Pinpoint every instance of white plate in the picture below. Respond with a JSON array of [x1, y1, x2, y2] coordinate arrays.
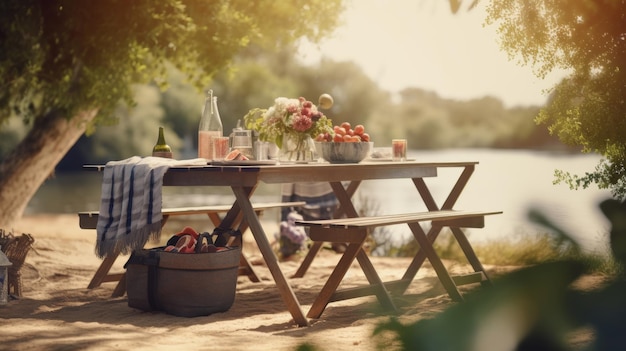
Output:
[[211, 159, 278, 166], [365, 158, 393, 162], [364, 158, 416, 162], [277, 160, 317, 164]]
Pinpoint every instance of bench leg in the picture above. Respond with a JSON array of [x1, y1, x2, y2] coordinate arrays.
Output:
[[238, 255, 261, 282], [87, 251, 128, 298], [88, 253, 119, 289], [408, 222, 463, 301], [87, 202, 281, 295], [451, 227, 491, 287], [292, 241, 323, 278], [307, 226, 396, 318], [88, 215, 173, 294], [394, 225, 440, 295], [207, 212, 223, 228], [355, 250, 397, 312], [307, 242, 362, 319]]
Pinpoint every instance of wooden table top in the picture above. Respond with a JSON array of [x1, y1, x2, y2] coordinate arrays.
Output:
[[85, 160, 478, 186], [164, 160, 477, 186]]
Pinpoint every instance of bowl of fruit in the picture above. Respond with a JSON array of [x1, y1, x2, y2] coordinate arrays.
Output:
[[315, 122, 372, 164]]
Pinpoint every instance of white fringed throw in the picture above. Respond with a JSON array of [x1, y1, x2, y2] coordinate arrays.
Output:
[[95, 156, 207, 258]]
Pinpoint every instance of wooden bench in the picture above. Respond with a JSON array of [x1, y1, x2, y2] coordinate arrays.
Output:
[[296, 209, 502, 319], [80, 201, 305, 297]]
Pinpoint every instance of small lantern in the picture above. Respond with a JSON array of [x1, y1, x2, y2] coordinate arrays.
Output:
[[0, 246, 12, 305]]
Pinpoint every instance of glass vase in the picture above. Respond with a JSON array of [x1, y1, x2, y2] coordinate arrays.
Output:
[[279, 134, 315, 162]]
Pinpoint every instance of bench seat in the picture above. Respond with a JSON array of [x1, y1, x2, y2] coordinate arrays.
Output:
[[79, 201, 306, 230], [80, 201, 305, 297], [296, 210, 502, 229], [295, 209, 502, 319]]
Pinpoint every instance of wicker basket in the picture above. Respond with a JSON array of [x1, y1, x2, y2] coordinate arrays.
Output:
[[0, 230, 35, 297]]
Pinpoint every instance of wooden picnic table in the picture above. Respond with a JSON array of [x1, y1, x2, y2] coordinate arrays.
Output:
[[86, 160, 496, 326]]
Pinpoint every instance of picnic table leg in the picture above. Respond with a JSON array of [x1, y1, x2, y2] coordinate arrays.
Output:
[[231, 185, 309, 327], [441, 165, 474, 210], [413, 165, 474, 212], [232, 215, 261, 283], [331, 180, 361, 218], [111, 275, 127, 297], [292, 180, 361, 278], [219, 185, 257, 231], [207, 211, 261, 283], [329, 181, 360, 218]]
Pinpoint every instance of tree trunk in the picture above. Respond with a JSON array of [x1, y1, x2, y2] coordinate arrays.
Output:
[[0, 109, 98, 229]]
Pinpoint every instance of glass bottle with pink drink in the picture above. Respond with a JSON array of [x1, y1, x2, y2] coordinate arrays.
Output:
[[198, 89, 223, 159]]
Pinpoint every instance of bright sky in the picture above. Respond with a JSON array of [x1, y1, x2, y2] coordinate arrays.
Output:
[[298, 0, 565, 107]]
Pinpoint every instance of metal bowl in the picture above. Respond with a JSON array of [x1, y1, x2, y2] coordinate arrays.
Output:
[[316, 142, 372, 164]]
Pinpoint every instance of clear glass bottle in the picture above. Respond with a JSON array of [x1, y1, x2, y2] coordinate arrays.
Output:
[[198, 90, 223, 159], [152, 126, 173, 158]]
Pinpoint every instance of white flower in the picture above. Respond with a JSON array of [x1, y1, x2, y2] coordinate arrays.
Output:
[[243, 96, 333, 148]]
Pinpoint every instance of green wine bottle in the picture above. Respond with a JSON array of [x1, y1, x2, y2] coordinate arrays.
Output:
[[152, 126, 173, 158]]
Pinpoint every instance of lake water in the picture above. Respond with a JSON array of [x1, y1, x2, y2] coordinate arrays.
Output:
[[27, 149, 613, 254]]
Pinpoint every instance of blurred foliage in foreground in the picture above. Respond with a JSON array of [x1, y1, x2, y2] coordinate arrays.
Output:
[[370, 198, 626, 351]]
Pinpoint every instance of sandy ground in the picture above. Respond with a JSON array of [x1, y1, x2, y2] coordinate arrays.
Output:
[[1, 214, 600, 351]]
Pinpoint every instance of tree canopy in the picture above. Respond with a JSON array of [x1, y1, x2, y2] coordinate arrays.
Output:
[[485, 0, 626, 199], [0, 0, 343, 227], [0, 0, 343, 130]]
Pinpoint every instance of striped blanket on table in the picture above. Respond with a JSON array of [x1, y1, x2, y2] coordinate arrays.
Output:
[[95, 156, 207, 258]]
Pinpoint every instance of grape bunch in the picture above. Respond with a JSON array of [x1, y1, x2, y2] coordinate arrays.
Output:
[[315, 122, 370, 143]]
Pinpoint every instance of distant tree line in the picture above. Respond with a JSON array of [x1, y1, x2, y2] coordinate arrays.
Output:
[[0, 44, 569, 171]]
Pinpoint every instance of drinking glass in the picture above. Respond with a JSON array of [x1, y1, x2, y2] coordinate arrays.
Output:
[[212, 137, 230, 160], [392, 139, 407, 161]]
